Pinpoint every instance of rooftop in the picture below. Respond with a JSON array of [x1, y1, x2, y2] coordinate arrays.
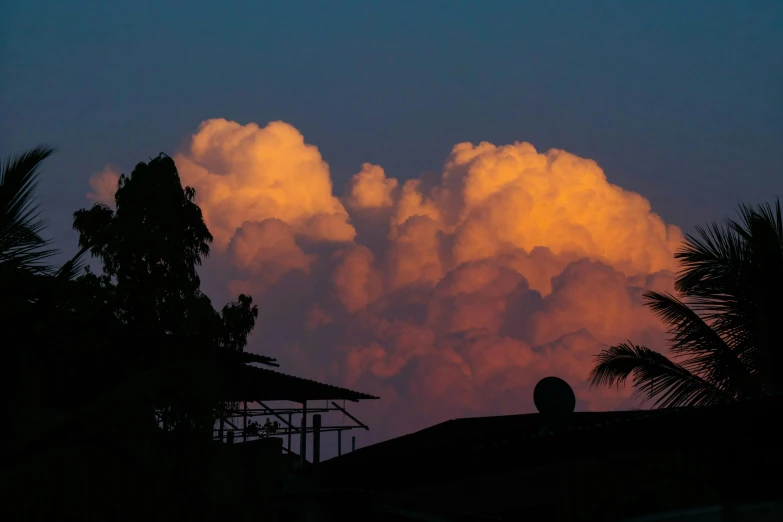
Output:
[[220, 363, 379, 403], [322, 393, 783, 489]]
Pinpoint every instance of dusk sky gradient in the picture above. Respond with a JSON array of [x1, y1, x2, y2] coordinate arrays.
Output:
[[3, 1, 781, 244], [2, 1, 782, 452]]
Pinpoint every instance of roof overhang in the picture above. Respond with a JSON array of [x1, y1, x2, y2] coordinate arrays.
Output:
[[220, 363, 379, 403]]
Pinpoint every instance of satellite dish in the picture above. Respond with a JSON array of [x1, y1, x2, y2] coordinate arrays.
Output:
[[534, 376, 576, 415]]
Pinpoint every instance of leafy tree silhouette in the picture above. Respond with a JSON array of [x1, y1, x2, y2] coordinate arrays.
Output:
[[73, 153, 258, 436], [1, 149, 262, 520], [0, 148, 174, 519], [590, 199, 783, 407]]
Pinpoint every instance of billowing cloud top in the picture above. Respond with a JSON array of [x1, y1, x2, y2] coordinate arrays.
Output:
[[438, 141, 682, 279], [171, 119, 683, 445], [174, 119, 355, 253]]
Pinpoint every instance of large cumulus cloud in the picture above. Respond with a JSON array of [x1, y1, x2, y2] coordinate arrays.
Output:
[[168, 119, 683, 446]]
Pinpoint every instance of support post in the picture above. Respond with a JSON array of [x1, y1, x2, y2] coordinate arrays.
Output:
[[227, 430, 234, 444], [299, 401, 307, 467], [338, 430, 342, 456], [352, 436, 356, 452], [219, 416, 225, 442], [313, 414, 322, 467], [287, 413, 292, 451], [243, 401, 247, 443]]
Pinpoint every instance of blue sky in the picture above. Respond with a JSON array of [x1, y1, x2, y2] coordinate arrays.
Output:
[[2, 0, 782, 254]]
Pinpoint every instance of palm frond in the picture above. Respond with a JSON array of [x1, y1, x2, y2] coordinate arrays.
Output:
[[0, 146, 58, 273], [749, 198, 782, 243], [589, 341, 735, 408], [722, 198, 783, 389], [54, 245, 91, 282], [674, 200, 782, 378], [592, 198, 783, 405], [674, 221, 744, 303], [728, 199, 782, 243], [643, 291, 758, 397]]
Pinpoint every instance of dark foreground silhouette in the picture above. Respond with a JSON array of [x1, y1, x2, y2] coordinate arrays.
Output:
[[2, 149, 263, 520], [2, 147, 781, 521]]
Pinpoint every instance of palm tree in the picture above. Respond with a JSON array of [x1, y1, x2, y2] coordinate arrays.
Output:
[[0, 146, 58, 274], [589, 199, 783, 408], [0, 146, 89, 300], [1, 146, 90, 442]]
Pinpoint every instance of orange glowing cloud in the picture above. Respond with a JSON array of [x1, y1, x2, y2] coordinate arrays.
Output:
[[86, 165, 120, 207], [417, 141, 681, 278], [167, 119, 683, 444], [332, 245, 382, 313], [345, 163, 398, 210], [227, 218, 313, 287], [175, 118, 355, 250]]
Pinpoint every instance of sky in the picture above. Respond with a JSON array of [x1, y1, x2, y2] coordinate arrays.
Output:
[[2, 1, 782, 454]]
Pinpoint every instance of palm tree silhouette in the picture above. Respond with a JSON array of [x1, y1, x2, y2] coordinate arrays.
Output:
[[589, 199, 783, 407], [1, 146, 90, 288], [0, 146, 58, 274]]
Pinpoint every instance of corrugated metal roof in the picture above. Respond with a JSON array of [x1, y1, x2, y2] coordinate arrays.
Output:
[[221, 363, 379, 403]]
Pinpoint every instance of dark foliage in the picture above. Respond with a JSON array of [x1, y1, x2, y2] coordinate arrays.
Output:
[[71, 153, 259, 433], [1, 148, 263, 520], [0, 145, 58, 274], [590, 199, 783, 407]]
